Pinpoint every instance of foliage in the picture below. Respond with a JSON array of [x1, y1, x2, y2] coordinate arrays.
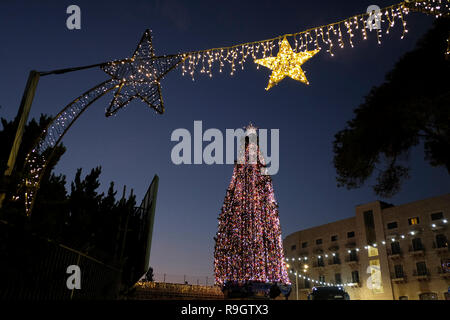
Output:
[[333, 18, 450, 198]]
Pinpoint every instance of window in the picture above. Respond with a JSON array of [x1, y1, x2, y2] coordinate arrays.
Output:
[[351, 271, 359, 283], [391, 241, 401, 255], [408, 217, 420, 225], [349, 249, 357, 261], [419, 292, 438, 300], [436, 234, 448, 248], [363, 210, 376, 244], [317, 256, 324, 267], [431, 212, 444, 221], [416, 262, 428, 276], [332, 253, 340, 265], [331, 235, 338, 242], [412, 238, 423, 251], [301, 242, 308, 248], [304, 278, 310, 289], [335, 273, 342, 284], [319, 275, 325, 283], [394, 265, 404, 278], [387, 222, 398, 230], [316, 239, 322, 245], [347, 231, 355, 238], [291, 245, 297, 251]]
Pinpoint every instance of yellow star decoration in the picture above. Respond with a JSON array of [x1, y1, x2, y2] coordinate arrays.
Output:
[[255, 37, 320, 90]]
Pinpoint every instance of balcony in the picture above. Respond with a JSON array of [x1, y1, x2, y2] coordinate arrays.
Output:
[[387, 249, 402, 260], [391, 273, 407, 284], [345, 256, 359, 268], [312, 262, 325, 270], [409, 245, 425, 257], [437, 267, 450, 279], [346, 282, 361, 288], [413, 270, 431, 281], [432, 242, 449, 255]]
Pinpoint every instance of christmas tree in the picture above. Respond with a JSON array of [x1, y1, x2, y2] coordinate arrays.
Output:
[[214, 125, 290, 287]]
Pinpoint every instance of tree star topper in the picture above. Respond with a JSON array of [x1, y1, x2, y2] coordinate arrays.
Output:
[[255, 37, 320, 90], [102, 30, 184, 116]]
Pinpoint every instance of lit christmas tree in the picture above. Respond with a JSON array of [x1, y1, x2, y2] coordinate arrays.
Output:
[[214, 125, 290, 291]]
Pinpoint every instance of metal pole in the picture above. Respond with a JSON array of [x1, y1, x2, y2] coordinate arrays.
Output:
[[0, 71, 40, 209], [296, 271, 298, 300]]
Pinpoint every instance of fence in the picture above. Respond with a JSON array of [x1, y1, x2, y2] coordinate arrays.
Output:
[[152, 273, 215, 287], [0, 220, 121, 300]]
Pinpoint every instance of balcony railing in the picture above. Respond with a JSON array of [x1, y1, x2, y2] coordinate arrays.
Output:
[[345, 256, 359, 263], [387, 249, 402, 258], [312, 262, 325, 268], [391, 273, 407, 283], [432, 242, 449, 251], [413, 269, 430, 280]]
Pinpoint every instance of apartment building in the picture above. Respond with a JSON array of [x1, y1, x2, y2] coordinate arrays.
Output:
[[283, 193, 450, 300]]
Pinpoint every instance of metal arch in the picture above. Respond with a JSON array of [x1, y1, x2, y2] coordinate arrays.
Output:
[[22, 79, 120, 215]]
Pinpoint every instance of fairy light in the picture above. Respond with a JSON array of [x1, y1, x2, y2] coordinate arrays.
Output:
[[214, 124, 290, 286], [254, 37, 320, 90]]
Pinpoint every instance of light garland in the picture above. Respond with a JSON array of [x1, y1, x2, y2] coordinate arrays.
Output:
[[284, 218, 448, 287], [179, 0, 449, 85], [214, 125, 290, 286], [16, 0, 449, 216], [254, 37, 320, 90]]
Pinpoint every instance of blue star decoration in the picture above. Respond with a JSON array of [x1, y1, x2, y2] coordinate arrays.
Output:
[[102, 30, 184, 117]]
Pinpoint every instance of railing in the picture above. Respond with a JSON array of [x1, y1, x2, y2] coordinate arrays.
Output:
[[0, 221, 121, 300], [329, 258, 341, 265], [312, 262, 325, 268], [152, 273, 215, 287], [391, 272, 405, 279], [432, 242, 449, 250], [387, 249, 402, 256], [345, 256, 358, 263], [413, 269, 430, 277], [409, 245, 425, 252]]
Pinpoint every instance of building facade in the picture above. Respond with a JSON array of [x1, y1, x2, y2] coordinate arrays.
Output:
[[283, 193, 450, 300]]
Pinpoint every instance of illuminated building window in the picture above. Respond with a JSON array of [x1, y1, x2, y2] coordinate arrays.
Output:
[[408, 217, 420, 225]]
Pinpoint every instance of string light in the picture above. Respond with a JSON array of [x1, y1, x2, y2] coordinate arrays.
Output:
[[17, 0, 448, 216], [179, 0, 448, 83], [254, 37, 320, 89], [214, 124, 290, 286]]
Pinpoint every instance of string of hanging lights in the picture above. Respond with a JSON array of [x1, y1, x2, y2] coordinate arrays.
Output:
[[284, 218, 448, 287], [16, 0, 449, 216]]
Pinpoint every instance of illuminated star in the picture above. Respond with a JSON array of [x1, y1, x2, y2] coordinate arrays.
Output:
[[102, 30, 184, 116], [255, 37, 320, 90]]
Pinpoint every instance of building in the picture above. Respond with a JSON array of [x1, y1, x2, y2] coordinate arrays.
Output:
[[283, 193, 450, 300]]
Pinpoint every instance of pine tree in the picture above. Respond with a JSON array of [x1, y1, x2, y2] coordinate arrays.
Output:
[[214, 125, 290, 286]]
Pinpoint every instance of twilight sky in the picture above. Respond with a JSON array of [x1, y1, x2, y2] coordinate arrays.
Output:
[[1, 0, 449, 281]]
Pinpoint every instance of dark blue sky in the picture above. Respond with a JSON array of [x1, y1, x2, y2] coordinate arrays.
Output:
[[1, 0, 449, 280]]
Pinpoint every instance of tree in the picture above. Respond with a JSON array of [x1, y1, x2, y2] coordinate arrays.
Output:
[[214, 125, 290, 286], [333, 18, 450, 198]]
